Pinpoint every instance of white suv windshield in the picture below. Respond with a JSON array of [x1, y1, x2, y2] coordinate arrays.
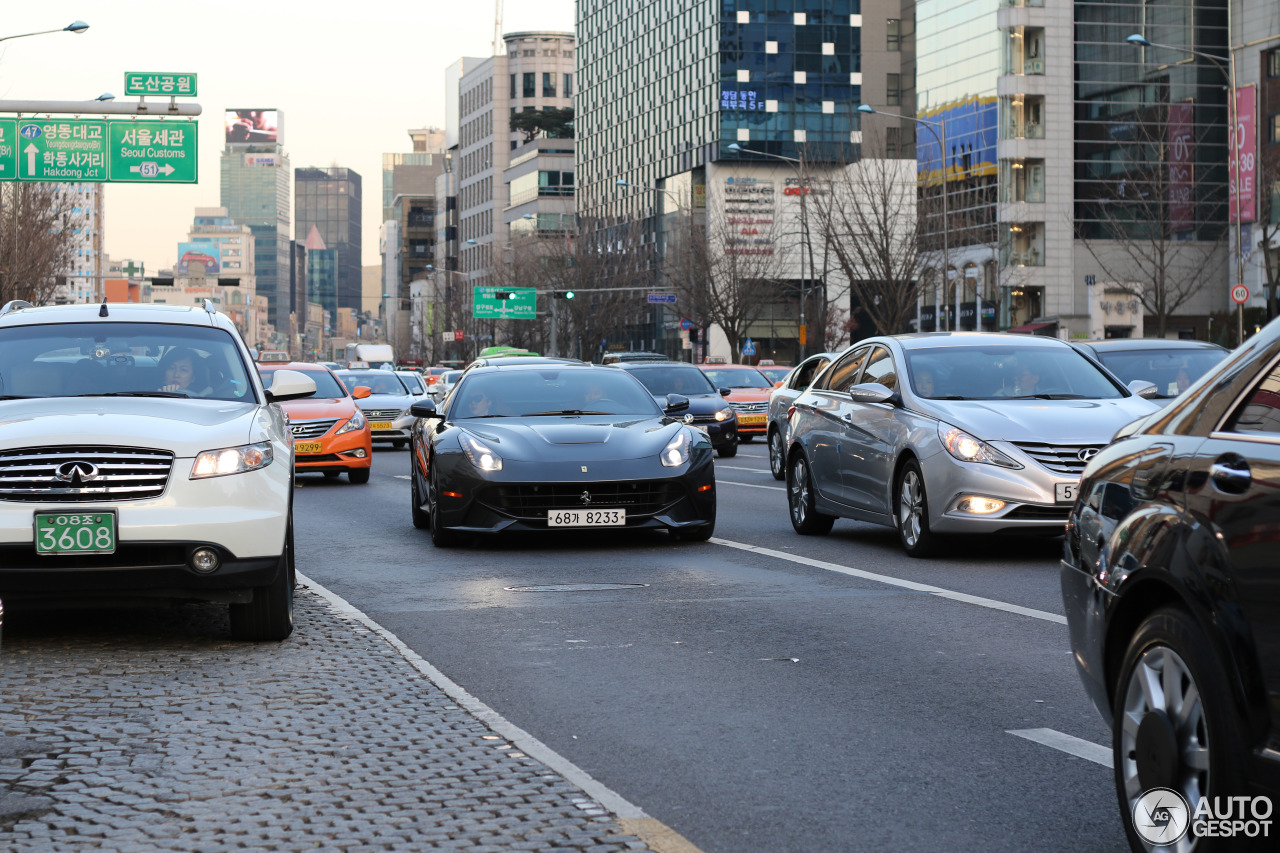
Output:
[[0, 323, 255, 402]]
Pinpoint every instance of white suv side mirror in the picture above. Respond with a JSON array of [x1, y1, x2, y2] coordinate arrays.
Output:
[[266, 369, 317, 403]]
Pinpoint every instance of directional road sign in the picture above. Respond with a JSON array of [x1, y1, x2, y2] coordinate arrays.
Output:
[[647, 293, 677, 304], [1231, 284, 1250, 305], [108, 121, 197, 183], [124, 72, 197, 97], [3, 118, 197, 183], [474, 286, 536, 320], [742, 338, 757, 356], [679, 317, 696, 330]]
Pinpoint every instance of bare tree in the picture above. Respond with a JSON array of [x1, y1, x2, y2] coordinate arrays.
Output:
[[1074, 101, 1226, 337], [0, 183, 85, 305], [808, 133, 922, 337]]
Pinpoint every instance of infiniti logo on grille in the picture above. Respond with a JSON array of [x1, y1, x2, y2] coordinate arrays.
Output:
[[1078, 447, 1100, 462], [580, 491, 593, 505], [54, 461, 100, 483]]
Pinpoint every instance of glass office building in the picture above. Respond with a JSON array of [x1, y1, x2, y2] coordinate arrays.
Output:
[[220, 148, 291, 334], [295, 166, 363, 319]]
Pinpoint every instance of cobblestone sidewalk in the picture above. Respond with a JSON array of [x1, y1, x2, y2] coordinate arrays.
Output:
[[0, 585, 656, 852]]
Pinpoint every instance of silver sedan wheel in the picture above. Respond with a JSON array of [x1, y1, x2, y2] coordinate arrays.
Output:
[[1118, 645, 1207, 853], [898, 468, 925, 548], [768, 429, 785, 479], [789, 456, 810, 527]]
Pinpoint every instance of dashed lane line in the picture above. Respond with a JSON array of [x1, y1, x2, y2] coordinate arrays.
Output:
[[709, 538, 1068, 625], [718, 480, 785, 492], [716, 465, 773, 474], [1007, 728, 1111, 767], [299, 573, 705, 853]]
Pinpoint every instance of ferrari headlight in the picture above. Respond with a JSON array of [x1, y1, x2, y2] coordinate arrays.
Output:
[[661, 429, 692, 467], [461, 433, 503, 472], [191, 441, 274, 479], [714, 407, 734, 422], [334, 409, 367, 435], [938, 423, 1022, 469]]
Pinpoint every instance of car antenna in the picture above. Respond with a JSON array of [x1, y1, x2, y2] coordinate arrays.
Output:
[[99, 297, 109, 317]]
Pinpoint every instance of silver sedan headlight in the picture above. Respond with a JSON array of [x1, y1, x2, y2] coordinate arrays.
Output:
[[937, 423, 1022, 469]]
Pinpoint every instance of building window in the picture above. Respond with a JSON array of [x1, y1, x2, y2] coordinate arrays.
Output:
[[523, 73, 536, 98], [1270, 113, 1280, 144], [510, 74, 516, 99], [543, 72, 556, 97], [887, 19, 901, 51], [886, 73, 901, 106], [886, 126, 900, 158], [1268, 49, 1280, 78], [563, 73, 573, 98]]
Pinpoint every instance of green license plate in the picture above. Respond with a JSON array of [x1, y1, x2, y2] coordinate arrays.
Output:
[[34, 511, 117, 555]]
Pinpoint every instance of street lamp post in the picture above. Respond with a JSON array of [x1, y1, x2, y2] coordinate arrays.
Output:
[[858, 105, 951, 334], [1126, 33, 1244, 344], [725, 143, 818, 359], [0, 20, 88, 44]]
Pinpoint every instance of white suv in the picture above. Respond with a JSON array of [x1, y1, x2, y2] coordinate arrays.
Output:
[[0, 300, 316, 640]]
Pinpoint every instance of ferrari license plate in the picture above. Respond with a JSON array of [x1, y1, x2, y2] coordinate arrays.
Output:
[[547, 509, 626, 527], [34, 511, 117, 555], [1055, 482, 1080, 504], [294, 440, 323, 454], [737, 414, 766, 426], [369, 422, 393, 430]]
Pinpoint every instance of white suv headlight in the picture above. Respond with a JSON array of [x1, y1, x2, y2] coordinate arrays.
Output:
[[937, 423, 1022, 469], [335, 409, 367, 435], [191, 441, 274, 479]]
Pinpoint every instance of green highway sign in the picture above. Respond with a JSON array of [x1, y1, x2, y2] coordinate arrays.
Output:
[[473, 286, 537, 320], [124, 72, 197, 97], [3, 119, 197, 183], [16, 119, 108, 181], [0, 119, 16, 181], [108, 121, 198, 182]]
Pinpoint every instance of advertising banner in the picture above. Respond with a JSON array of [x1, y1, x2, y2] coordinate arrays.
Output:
[[176, 243, 221, 275], [1168, 102, 1194, 232], [1229, 85, 1256, 223], [225, 109, 281, 145]]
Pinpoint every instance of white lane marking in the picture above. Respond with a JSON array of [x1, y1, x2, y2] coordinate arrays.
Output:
[[717, 465, 772, 474], [718, 480, 785, 492], [1007, 728, 1111, 767], [393, 475, 411, 480], [299, 573, 648, 820], [710, 538, 1068, 624]]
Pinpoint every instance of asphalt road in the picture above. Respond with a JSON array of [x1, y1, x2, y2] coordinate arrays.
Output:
[[293, 442, 1129, 853]]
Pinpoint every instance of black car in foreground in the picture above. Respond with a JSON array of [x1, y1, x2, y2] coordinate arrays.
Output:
[[608, 361, 739, 457], [408, 362, 716, 545], [1062, 319, 1280, 851], [1073, 338, 1230, 400]]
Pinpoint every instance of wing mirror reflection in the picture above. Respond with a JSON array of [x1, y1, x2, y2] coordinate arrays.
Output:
[[352, 385, 372, 399]]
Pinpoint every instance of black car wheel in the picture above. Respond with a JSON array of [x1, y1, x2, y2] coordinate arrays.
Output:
[[787, 452, 834, 535], [348, 468, 370, 484], [410, 466, 430, 530], [768, 428, 785, 480], [740, 434, 754, 443], [392, 440, 407, 449], [717, 442, 738, 458], [230, 515, 295, 642], [895, 460, 937, 557], [428, 472, 458, 547], [1114, 607, 1247, 853]]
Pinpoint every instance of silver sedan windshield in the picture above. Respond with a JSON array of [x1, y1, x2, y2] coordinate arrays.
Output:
[[905, 346, 1123, 400]]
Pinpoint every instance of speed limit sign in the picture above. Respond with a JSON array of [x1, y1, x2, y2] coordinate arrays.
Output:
[[1231, 284, 1250, 304]]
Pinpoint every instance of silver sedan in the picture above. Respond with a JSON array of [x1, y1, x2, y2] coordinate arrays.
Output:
[[336, 369, 418, 448], [784, 333, 1161, 556]]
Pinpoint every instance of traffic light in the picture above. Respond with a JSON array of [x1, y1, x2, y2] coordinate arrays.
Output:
[[553, 290, 576, 300], [493, 291, 514, 300]]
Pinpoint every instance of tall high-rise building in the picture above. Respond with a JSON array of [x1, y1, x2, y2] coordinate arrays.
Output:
[[382, 127, 447, 356], [304, 225, 337, 326], [295, 166, 362, 322], [56, 183, 105, 304], [220, 109, 290, 336]]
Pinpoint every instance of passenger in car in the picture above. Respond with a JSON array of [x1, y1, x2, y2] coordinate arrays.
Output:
[[158, 348, 213, 396]]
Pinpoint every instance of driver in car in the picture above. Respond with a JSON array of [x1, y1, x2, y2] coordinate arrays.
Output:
[[158, 348, 213, 396]]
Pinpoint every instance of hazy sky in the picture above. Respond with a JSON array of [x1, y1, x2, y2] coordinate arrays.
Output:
[[2, 1, 576, 272]]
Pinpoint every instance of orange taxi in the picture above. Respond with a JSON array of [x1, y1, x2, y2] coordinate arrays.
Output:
[[257, 362, 374, 483], [698, 363, 776, 441]]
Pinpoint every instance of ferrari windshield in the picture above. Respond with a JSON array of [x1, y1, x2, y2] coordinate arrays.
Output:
[[904, 346, 1124, 400], [0, 322, 255, 402], [451, 369, 662, 418]]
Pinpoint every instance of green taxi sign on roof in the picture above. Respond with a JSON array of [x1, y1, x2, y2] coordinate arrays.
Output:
[[124, 72, 197, 97]]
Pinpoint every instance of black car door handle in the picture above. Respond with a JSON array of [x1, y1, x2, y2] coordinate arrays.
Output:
[[1210, 460, 1251, 494]]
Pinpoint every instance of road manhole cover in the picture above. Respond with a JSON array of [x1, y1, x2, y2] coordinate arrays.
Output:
[[504, 583, 650, 592]]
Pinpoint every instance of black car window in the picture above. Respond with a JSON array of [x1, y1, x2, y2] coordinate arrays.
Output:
[[452, 369, 660, 418], [1225, 363, 1280, 435], [1096, 348, 1228, 398], [860, 347, 898, 392], [630, 366, 716, 396], [819, 347, 870, 392]]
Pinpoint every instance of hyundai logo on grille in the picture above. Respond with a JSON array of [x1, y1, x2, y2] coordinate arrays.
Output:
[[291, 425, 306, 435], [580, 491, 593, 505], [1078, 447, 1100, 462], [54, 461, 100, 483]]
